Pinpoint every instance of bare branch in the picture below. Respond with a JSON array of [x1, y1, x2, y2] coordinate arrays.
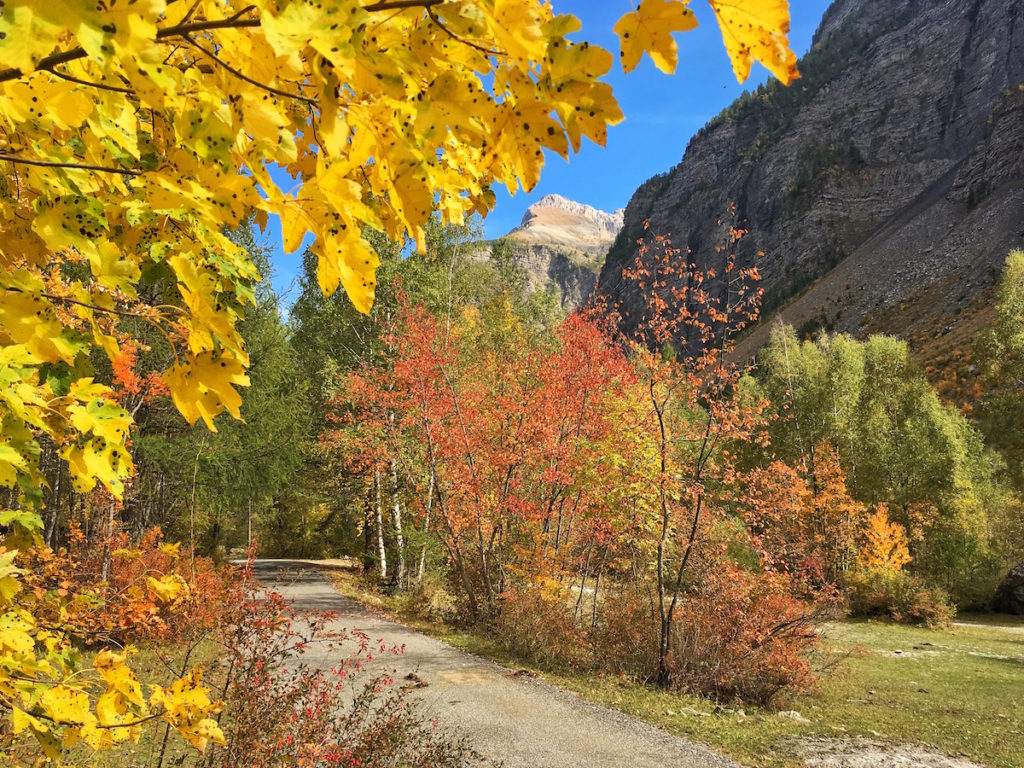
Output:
[[0, 153, 141, 176]]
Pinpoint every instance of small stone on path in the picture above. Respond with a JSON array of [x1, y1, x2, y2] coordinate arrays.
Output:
[[778, 710, 811, 724]]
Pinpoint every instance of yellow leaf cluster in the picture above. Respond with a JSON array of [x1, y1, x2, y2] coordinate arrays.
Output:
[[857, 504, 912, 573], [614, 0, 799, 85], [146, 573, 189, 603], [0, 607, 224, 760]]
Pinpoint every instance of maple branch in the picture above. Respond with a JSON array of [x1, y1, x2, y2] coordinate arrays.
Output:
[[3, 286, 184, 320], [426, 7, 504, 57], [0, 14, 260, 82], [365, 0, 444, 9], [183, 34, 317, 106], [45, 67, 133, 94], [0, 154, 141, 176], [0, 1, 445, 83], [0, 695, 167, 731], [178, 0, 204, 26]]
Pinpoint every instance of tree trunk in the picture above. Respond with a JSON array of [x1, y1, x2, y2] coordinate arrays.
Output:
[[418, 468, 434, 582], [44, 462, 61, 548], [374, 467, 387, 582], [389, 459, 406, 587], [100, 499, 115, 583], [362, 487, 374, 573]]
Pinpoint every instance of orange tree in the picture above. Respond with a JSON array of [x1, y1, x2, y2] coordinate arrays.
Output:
[[0, 0, 799, 760], [614, 218, 770, 687], [345, 301, 635, 619]]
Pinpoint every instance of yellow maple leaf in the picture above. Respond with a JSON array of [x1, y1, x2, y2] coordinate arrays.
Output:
[[11, 706, 44, 735], [163, 351, 250, 431], [146, 574, 188, 604], [158, 541, 181, 559], [708, 0, 800, 84], [0, 548, 23, 607], [94, 650, 146, 708], [39, 684, 93, 725], [614, 0, 699, 74], [0, 609, 38, 656], [315, 234, 380, 315], [150, 668, 225, 752], [0, 445, 28, 488]]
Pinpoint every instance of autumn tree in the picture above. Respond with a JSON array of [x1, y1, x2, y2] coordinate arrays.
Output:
[[979, 251, 1024, 480], [857, 504, 912, 573], [613, 218, 773, 686], [752, 323, 1002, 603]]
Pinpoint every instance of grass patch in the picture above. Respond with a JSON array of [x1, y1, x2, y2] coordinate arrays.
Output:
[[330, 573, 1024, 768]]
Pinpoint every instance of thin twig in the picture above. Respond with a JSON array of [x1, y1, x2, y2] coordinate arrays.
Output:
[[0, 153, 140, 176], [45, 66, 133, 94], [184, 34, 316, 106], [426, 7, 504, 57], [3, 285, 184, 319]]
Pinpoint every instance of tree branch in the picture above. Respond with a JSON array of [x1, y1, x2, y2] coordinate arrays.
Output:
[[426, 7, 504, 57], [0, 1, 445, 83], [45, 67, 133, 94], [0, 154, 140, 176]]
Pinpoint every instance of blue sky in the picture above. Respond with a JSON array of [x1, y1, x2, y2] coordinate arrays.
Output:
[[266, 1, 833, 302]]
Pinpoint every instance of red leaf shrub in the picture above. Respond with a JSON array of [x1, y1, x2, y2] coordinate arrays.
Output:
[[666, 564, 836, 705], [209, 568, 481, 768]]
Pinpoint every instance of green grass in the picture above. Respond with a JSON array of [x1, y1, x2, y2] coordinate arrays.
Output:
[[539, 619, 1024, 768], [331, 574, 1024, 768]]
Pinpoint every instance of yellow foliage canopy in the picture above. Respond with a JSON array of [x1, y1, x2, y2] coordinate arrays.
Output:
[[0, 0, 798, 499]]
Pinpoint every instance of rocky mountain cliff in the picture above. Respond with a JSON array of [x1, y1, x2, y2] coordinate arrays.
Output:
[[483, 195, 623, 310], [597, 0, 1024, 359]]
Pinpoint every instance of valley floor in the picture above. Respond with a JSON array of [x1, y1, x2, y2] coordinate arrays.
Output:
[[328, 571, 1024, 768]]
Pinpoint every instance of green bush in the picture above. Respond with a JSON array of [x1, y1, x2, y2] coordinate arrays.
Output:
[[845, 568, 955, 627]]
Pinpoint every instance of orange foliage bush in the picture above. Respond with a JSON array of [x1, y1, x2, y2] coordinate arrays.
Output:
[[667, 564, 836, 705], [592, 566, 836, 705], [492, 587, 592, 670], [844, 568, 953, 627], [21, 523, 233, 646]]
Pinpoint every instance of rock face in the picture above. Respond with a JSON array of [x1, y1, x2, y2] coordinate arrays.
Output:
[[485, 195, 624, 310], [597, 0, 1024, 354], [993, 561, 1024, 614]]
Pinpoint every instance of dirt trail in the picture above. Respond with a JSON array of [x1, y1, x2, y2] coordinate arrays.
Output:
[[252, 560, 736, 768]]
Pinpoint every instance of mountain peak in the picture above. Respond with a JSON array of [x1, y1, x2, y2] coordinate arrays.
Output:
[[509, 194, 624, 250]]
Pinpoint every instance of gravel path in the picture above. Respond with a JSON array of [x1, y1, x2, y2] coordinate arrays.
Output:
[[251, 560, 737, 768]]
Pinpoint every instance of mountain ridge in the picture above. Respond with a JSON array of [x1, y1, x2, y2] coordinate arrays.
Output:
[[596, 0, 1024, 362], [477, 194, 623, 310]]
